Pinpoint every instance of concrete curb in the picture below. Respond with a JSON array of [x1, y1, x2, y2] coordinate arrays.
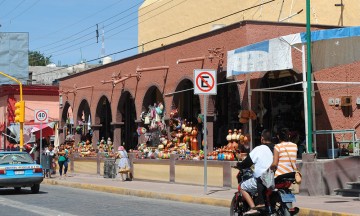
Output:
[[43, 179, 359, 216]]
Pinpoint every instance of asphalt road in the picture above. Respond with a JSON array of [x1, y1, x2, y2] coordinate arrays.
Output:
[[0, 184, 229, 216]]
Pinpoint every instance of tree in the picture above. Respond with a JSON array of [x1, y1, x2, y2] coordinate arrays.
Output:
[[29, 51, 52, 66]]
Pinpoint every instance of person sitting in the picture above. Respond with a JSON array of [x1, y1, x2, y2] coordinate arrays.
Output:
[[271, 128, 298, 183], [236, 131, 273, 215]]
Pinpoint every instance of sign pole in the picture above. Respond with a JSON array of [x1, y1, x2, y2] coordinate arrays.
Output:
[[194, 69, 216, 195], [203, 95, 207, 194], [40, 122, 42, 164], [34, 109, 49, 165]]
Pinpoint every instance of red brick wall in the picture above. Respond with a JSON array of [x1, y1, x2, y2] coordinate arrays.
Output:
[[59, 21, 360, 154]]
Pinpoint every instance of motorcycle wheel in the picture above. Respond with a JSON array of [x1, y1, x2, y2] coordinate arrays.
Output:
[[230, 195, 239, 216], [271, 194, 293, 216], [230, 193, 248, 216]]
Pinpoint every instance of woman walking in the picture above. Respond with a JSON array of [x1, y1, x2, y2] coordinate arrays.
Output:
[[117, 146, 131, 181], [57, 144, 69, 179]]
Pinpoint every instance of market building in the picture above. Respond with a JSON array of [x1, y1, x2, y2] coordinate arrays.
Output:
[[58, 20, 360, 159]]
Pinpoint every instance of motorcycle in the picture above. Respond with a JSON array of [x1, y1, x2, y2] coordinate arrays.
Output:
[[230, 166, 299, 216]]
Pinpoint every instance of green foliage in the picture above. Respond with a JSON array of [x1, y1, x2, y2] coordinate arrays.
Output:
[[29, 51, 52, 66]]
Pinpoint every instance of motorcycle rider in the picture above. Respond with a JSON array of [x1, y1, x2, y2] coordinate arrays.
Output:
[[236, 129, 273, 215]]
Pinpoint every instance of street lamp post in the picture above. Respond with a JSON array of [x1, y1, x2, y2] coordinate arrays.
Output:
[[0, 71, 24, 152]]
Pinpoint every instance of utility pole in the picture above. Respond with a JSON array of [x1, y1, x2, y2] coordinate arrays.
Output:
[[306, 0, 313, 153]]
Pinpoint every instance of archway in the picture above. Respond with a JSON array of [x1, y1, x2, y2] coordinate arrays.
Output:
[[77, 99, 91, 141], [213, 76, 242, 148], [61, 102, 74, 139], [258, 70, 305, 146], [95, 96, 113, 142], [117, 91, 137, 150], [141, 86, 165, 147], [142, 86, 164, 111], [172, 79, 201, 124]]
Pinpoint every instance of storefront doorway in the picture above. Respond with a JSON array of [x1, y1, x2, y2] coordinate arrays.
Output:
[[213, 76, 242, 148], [61, 102, 75, 141], [142, 86, 165, 147], [257, 70, 305, 146], [96, 96, 113, 142], [172, 79, 201, 124], [118, 91, 137, 150], [77, 99, 91, 140]]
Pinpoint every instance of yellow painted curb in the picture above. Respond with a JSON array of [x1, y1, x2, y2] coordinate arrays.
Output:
[[298, 208, 360, 216], [43, 179, 359, 216], [43, 179, 230, 207]]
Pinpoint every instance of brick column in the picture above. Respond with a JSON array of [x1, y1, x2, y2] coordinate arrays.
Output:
[[91, 125, 102, 148], [111, 122, 123, 151]]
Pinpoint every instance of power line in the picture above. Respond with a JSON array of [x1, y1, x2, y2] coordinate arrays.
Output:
[[33, 1, 146, 51], [1, 0, 26, 20], [9, 0, 40, 22], [107, 0, 187, 39], [30, 0, 275, 77], [32, 0, 127, 42], [40, 0, 177, 60]]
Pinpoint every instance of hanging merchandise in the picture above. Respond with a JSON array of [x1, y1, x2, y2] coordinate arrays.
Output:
[[138, 102, 167, 149]]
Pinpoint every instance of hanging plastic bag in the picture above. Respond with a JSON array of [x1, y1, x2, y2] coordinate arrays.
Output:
[[260, 168, 275, 189]]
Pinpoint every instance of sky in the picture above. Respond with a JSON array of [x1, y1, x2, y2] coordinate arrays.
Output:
[[0, 0, 144, 66]]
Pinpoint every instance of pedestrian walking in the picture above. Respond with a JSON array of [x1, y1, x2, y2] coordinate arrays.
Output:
[[57, 144, 69, 179], [117, 146, 131, 181]]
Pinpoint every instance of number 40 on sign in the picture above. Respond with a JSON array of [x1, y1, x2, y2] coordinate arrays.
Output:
[[34, 109, 49, 123]]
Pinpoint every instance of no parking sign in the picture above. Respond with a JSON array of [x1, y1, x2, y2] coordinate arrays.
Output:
[[194, 69, 217, 95]]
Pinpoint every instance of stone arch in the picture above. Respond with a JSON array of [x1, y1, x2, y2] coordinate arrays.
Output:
[[142, 85, 164, 112], [60, 101, 75, 141], [172, 78, 201, 124], [117, 91, 137, 149], [76, 99, 91, 140], [95, 95, 113, 142], [61, 101, 73, 126]]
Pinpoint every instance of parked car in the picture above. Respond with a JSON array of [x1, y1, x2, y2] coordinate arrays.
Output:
[[0, 151, 43, 193]]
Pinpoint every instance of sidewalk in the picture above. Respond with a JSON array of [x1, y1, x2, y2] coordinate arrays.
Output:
[[43, 173, 359, 216]]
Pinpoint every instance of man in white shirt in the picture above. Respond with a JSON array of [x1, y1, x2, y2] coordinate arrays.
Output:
[[236, 129, 273, 215]]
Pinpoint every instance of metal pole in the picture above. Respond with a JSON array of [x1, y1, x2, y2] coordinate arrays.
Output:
[[331, 131, 334, 159], [306, 0, 313, 153], [301, 45, 309, 153], [203, 95, 208, 194], [40, 122, 43, 164], [247, 74, 253, 150]]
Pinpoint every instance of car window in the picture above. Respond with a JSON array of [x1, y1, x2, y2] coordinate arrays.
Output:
[[0, 153, 34, 165]]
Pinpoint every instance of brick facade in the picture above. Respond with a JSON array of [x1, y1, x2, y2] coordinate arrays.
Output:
[[59, 21, 360, 157]]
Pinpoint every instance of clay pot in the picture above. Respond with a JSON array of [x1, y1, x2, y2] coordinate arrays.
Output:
[[191, 136, 199, 151]]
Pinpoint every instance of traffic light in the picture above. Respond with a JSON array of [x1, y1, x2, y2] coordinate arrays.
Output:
[[14, 100, 25, 123]]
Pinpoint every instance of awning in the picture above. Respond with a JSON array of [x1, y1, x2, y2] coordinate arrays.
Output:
[[7, 122, 56, 143], [227, 26, 360, 77]]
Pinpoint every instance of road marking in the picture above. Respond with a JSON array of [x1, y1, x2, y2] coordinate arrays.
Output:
[[0, 197, 77, 216]]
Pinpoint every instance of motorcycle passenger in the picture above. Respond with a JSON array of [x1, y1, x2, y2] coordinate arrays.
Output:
[[236, 130, 273, 215], [271, 128, 298, 183]]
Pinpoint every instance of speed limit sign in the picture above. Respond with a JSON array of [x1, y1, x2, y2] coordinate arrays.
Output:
[[34, 109, 49, 123]]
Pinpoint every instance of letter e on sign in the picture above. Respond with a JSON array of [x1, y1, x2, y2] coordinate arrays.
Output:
[[34, 109, 49, 123]]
